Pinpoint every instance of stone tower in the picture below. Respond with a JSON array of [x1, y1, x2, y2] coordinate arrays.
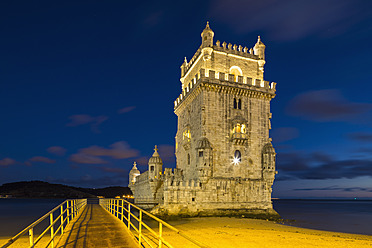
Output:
[[130, 23, 278, 218], [171, 23, 277, 215]]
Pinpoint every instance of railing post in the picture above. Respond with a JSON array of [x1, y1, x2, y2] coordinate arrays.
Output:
[[74, 200, 77, 217], [60, 204, 64, 235], [139, 210, 142, 246], [66, 201, 70, 223], [50, 213, 54, 248], [120, 200, 124, 222], [72, 200, 74, 219], [127, 204, 131, 230], [116, 199, 119, 217], [115, 199, 117, 217], [29, 228, 34, 247], [159, 222, 162, 248]]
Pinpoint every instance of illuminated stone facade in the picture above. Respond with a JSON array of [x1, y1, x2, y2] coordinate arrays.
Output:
[[129, 23, 278, 218]]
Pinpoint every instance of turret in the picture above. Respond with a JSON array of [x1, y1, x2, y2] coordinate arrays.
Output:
[[253, 36, 266, 60], [128, 162, 140, 187], [180, 57, 187, 78], [148, 145, 163, 181], [201, 21, 214, 48], [196, 137, 213, 183], [262, 142, 276, 182]]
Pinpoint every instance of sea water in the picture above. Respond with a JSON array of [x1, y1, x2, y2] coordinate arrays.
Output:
[[0, 199, 371, 237], [273, 199, 372, 235], [0, 198, 64, 237]]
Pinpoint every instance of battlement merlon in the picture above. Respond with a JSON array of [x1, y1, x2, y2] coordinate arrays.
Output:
[[180, 43, 264, 88], [174, 68, 276, 110]]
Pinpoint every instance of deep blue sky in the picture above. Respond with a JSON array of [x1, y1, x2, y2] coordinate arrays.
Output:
[[1, 0, 372, 199]]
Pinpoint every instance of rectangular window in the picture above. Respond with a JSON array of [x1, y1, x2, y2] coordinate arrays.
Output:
[[199, 151, 204, 157]]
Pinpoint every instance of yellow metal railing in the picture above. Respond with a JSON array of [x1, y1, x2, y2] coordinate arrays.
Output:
[[99, 198, 209, 248], [1, 199, 87, 248]]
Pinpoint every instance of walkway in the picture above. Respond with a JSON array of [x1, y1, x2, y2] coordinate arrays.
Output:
[[57, 204, 137, 248]]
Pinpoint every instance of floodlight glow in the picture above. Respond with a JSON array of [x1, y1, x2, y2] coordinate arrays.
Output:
[[232, 157, 241, 165]]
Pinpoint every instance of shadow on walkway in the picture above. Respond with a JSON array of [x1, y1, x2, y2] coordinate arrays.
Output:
[[57, 204, 137, 248]]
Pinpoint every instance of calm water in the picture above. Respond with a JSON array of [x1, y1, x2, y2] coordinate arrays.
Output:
[[273, 199, 372, 235], [0, 199, 371, 237], [0, 198, 64, 237]]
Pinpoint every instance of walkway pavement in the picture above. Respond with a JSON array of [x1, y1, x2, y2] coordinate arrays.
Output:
[[57, 204, 137, 248]]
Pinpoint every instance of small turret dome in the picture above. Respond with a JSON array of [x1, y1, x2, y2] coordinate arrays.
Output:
[[263, 142, 275, 154], [253, 36, 266, 60], [197, 137, 212, 149], [130, 161, 140, 174], [149, 145, 163, 164], [255, 36, 265, 47], [201, 21, 214, 48]]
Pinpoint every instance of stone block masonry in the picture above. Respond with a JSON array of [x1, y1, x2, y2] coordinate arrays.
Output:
[[129, 23, 278, 219]]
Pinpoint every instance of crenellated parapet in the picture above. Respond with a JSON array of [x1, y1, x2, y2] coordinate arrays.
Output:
[[163, 168, 202, 189], [181, 45, 202, 78], [213, 40, 259, 60], [175, 68, 276, 109], [135, 171, 149, 183]]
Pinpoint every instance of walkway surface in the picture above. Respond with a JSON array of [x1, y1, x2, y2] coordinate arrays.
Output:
[[57, 204, 137, 248]]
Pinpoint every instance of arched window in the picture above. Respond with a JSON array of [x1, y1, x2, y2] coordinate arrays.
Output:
[[233, 123, 246, 134], [233, 98, 237, 109], [233, 150, 241, 165], [187, 154, 190, 165], [183, 129, 191, 141], [238, 99, 242, 109], [229, 66, 243, 82]]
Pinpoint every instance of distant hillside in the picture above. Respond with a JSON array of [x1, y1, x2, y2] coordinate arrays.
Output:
[[0, 181, 132, 199]]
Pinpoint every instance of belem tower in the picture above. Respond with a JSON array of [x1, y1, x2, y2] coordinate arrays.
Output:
[[129, 23, 278, 218]]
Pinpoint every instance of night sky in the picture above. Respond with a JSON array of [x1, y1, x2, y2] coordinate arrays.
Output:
[[1, 0, 372, 199]]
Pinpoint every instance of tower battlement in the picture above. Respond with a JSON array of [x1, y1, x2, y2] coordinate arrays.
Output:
[[175, 68, 276, 109], [182, 40, 261, 79]]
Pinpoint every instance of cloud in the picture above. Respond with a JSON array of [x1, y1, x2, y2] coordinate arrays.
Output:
[[277, 151, 372, 180], [208, 0, 371, 41], [69, 141, 139, 165], [118, 106, 136, 114], [348, 132, 372, 142], [271, 127, 299, 143], [47, 146, 67, 156], [135, 156, 150, 166], [28, 156, 56, 164], [80, 141, 139, 159], [286, 89, 372, 122], [143, 11, 164, 28], [96, 166, 127, 175], [0, 158, 16, 167], [69, 153, 108, 164], [66, 114, 108, 133], [294, 186, 372, 192], [158, 144, 175, 163]]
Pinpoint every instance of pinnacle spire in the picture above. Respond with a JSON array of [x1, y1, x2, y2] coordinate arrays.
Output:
[[153, 145, 159, 157], [255, 35, 265, 46], [204, 21, 212, 31]]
